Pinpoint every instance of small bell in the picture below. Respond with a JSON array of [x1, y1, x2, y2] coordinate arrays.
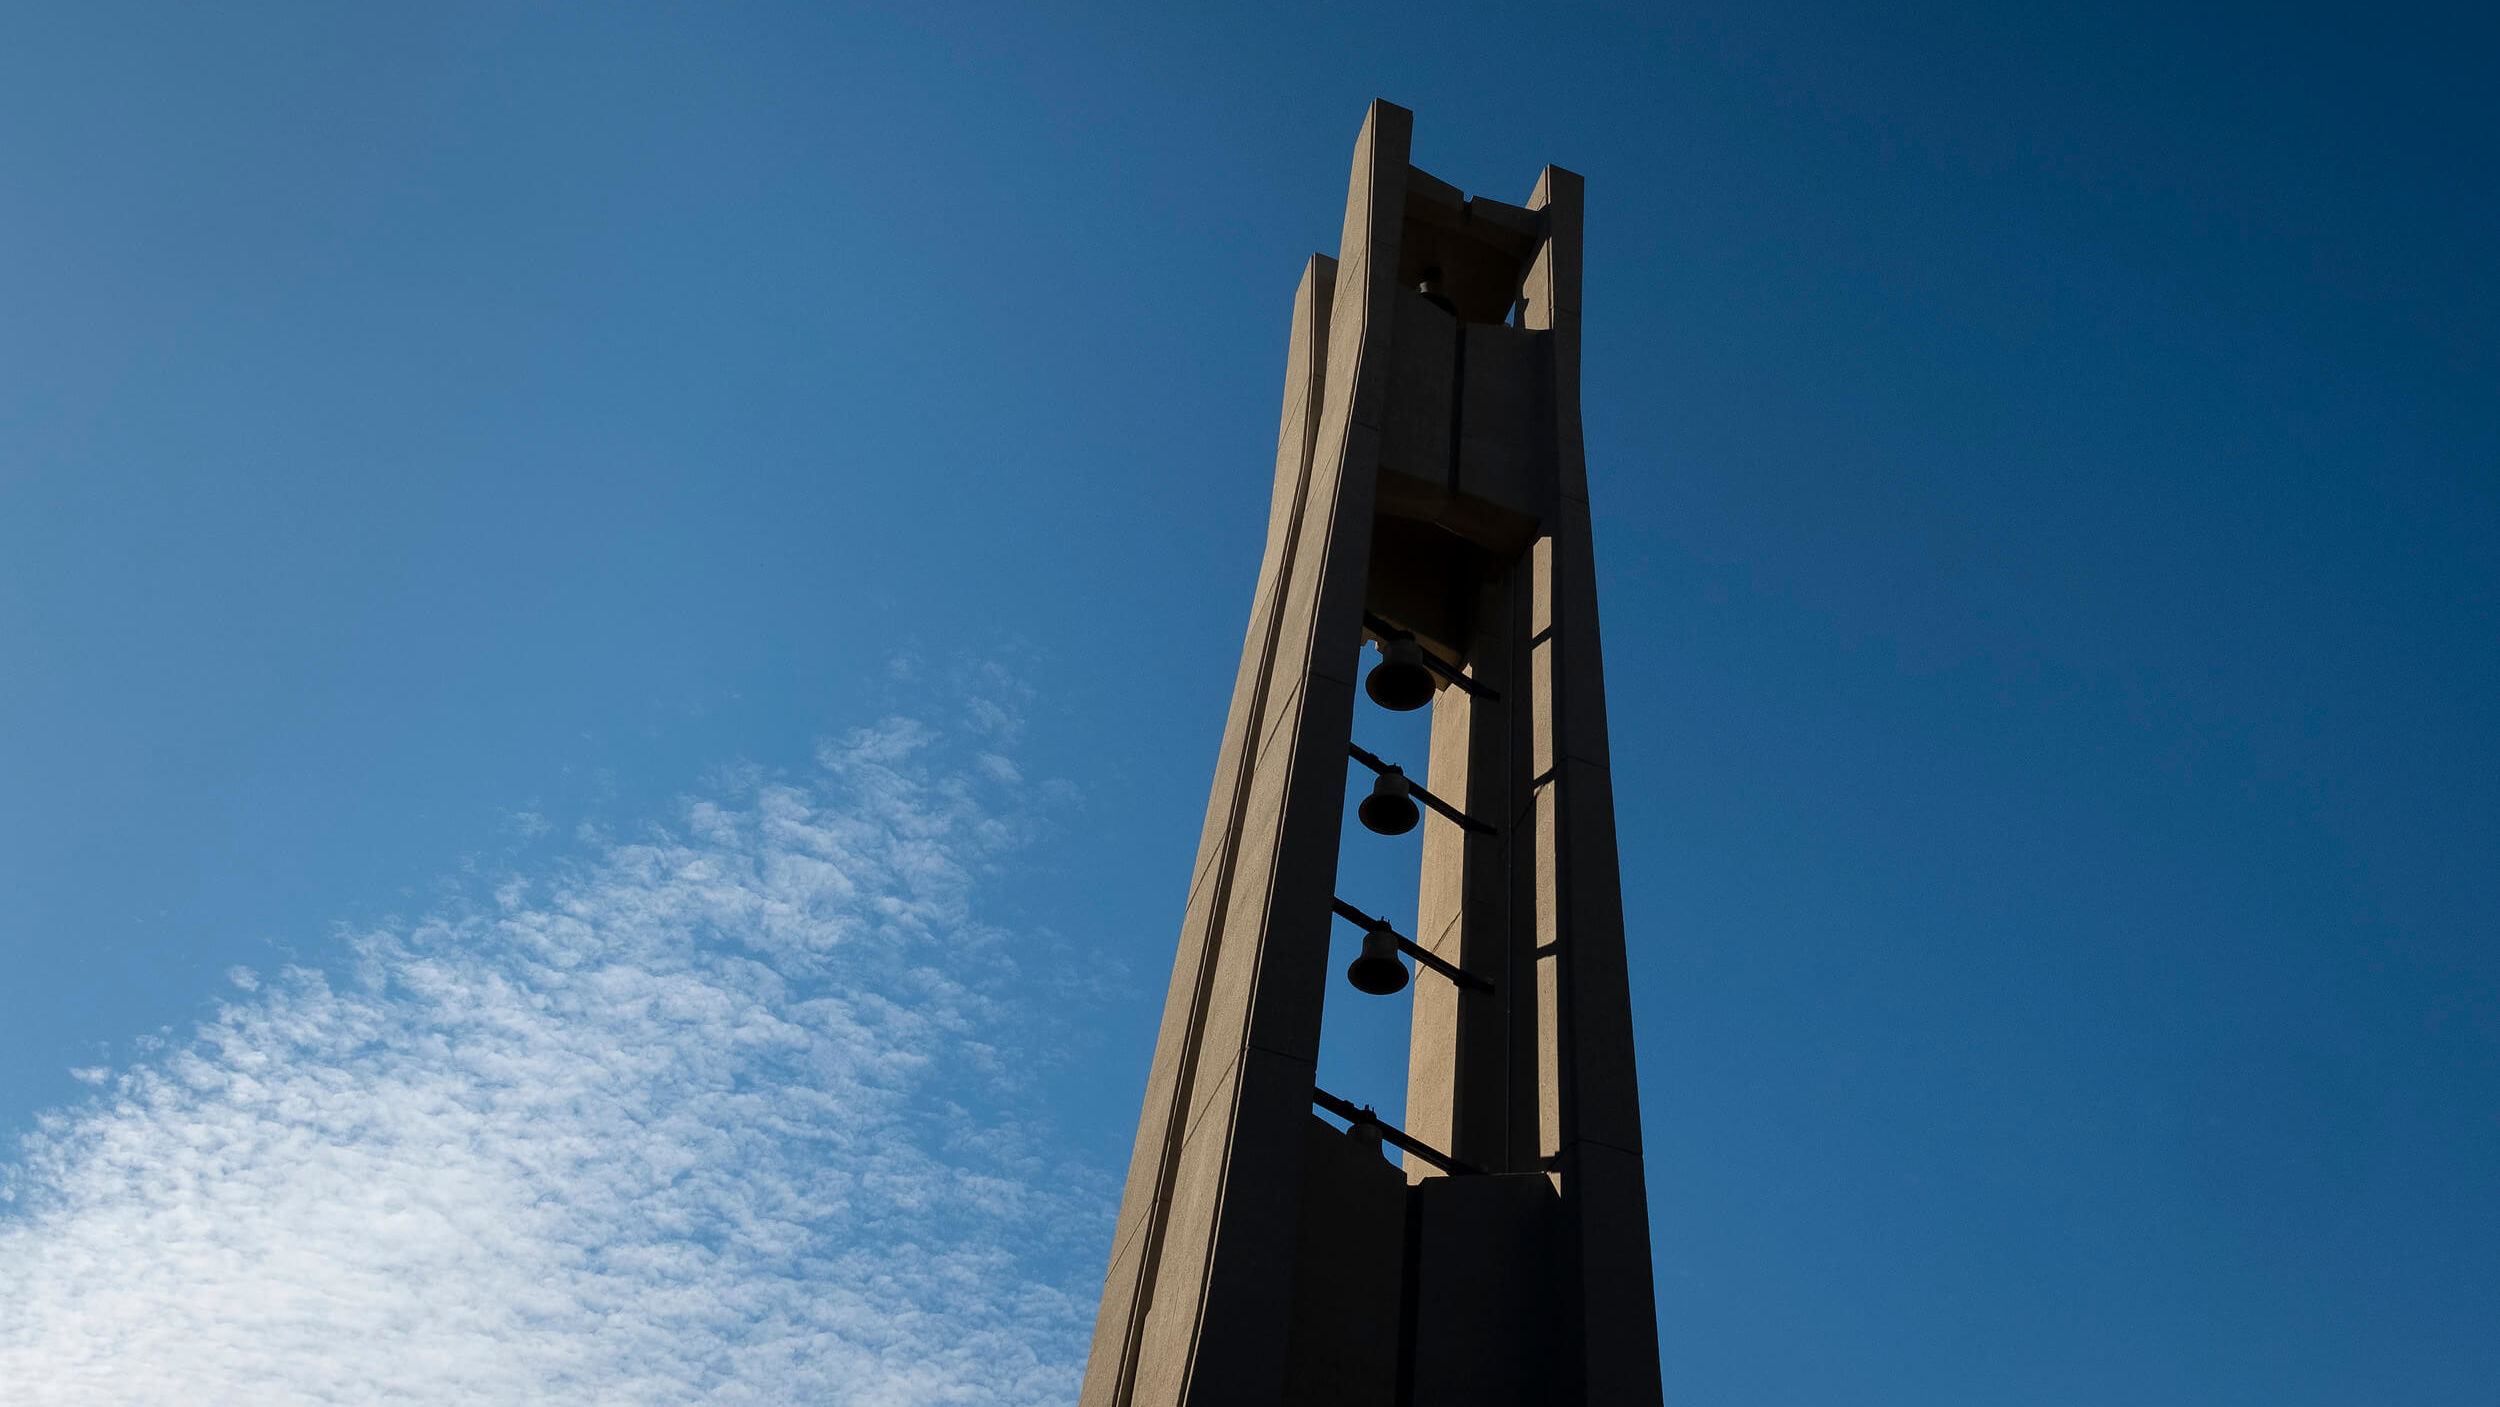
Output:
[[1345, 920, 1410, 996], [1417, 266, 1456, 316], [1346, 1112, 1389, 1162], [1364, 635, 1435, 712], [1356, 767, 1421, 836]]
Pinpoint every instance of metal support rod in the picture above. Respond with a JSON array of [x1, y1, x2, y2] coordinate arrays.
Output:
[[1311, 1086, 1481, 1176], [1347, 742, 1498, 836], [1363, 611, 1499, 699], [1331, 898, 1496, 993]]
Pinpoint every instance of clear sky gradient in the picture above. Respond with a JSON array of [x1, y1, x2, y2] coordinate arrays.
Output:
[[4, 3, 2495, 1402]]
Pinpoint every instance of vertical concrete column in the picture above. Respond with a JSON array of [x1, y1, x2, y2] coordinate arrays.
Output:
[[1081, 101, 1413, 1407], [1406, 566, 1533, 1178], [1492, 563, 1548, 1180], [1405, 668, 1472, 1172], [1521, 166, 1664, 1407]]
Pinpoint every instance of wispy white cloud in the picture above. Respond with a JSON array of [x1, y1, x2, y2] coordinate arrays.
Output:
[[0, 712, 1108, 1404]]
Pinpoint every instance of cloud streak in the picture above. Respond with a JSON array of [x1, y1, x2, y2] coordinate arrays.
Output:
[[1, 712, 1106, 1404]]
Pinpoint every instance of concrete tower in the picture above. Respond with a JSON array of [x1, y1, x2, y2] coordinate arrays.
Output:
[[1081, 101, 1660, 1407]]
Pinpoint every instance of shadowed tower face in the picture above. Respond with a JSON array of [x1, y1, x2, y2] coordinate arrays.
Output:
[[1082, 101, 1661, 1407]]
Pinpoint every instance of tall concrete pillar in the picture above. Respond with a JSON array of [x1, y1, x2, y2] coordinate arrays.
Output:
[[1081, 101, 1661, 1407]]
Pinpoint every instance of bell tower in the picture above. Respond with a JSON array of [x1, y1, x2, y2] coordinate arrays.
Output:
[[1081, 101, 1662, 1407]]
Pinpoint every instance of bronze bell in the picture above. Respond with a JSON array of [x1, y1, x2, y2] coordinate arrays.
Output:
[[1346, 1112, 1389, 1161], [1345, 920, 1410, 996], [1364, 635, 1435, 712], [1417, 266, 1456, 316], [1356, 767, 1421, 835]]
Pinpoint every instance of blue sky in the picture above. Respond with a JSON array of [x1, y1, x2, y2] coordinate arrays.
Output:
[[3, 2, 2495, 1401]]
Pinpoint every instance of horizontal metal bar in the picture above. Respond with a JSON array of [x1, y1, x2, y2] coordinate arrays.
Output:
[[1363, 611, 1499, 700], [1413, 783, 1496, 837], [1331, 896, 1383, 929], [1311, 1086, 1481, 1176], [1346, 744, 1498, 836], [1330, 898, 1496, 994], [1400, 934, 1496, 993]]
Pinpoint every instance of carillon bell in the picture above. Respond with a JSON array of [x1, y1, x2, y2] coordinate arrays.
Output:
[[1345, 920, 1410, 996], [1417, 265, 1456, 316], [1356, 766, 1421, 835], [1364, 635, 1435, 712], [1346, 1113, 1388, 1162]]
